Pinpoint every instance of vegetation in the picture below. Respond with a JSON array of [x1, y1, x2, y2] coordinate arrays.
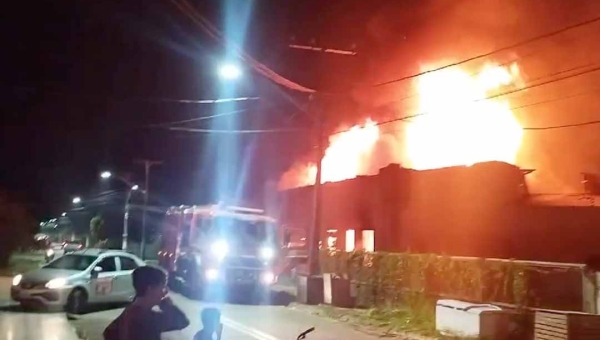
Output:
[[320, 250, 534, 308], [0, 191, 37, 269], [0, 254, 44, 276], [319, 249, 567, 337]]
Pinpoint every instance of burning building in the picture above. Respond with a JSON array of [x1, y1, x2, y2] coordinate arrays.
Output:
[[268, 60, 600, 264], [271, 161, 600, 263]]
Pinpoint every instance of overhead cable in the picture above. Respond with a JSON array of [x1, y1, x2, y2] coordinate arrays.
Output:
[[170, 0, 316, 93], [168, 126, 306, 134], [330, 63, 600, 135], [146, 108, 251, 128], [372, 14, 600, 87]]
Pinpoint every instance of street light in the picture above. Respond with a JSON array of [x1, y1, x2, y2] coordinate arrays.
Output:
[[72, 197, 82, 204], [218, 63, 242, 80], [99, 169, 141, 251], [122, 183, 140, 251], [61, 212, 67, 217]]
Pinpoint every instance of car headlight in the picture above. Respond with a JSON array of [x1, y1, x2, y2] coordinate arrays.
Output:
[[205, 268, 219, 281], [45, 278, 68, 289], [46, 249, 54, 257], [260, 271, 275, 285], [12, 274, 22, 286], [260, 247, 274, 260], [210, 240, 229, 260]]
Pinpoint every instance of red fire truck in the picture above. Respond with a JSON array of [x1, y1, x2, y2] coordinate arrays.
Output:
[[158, 204, 290, 298]]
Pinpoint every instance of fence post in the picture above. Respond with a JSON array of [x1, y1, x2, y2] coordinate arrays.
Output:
[[581, 268, 598, 314]]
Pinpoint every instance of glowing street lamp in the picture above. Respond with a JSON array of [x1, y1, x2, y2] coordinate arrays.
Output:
[[72, 197, 82, 204], [61, 212, 67, 217], [218, 63, 242, 80], [100, 171, 112, 179], [122, 183, 140, 252]]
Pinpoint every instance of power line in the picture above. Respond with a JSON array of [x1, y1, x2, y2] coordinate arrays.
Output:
[[372, 14, 600, 87], [170, 0, 316, 93], [5, 84, 260, 105], [387, 30, 600, 109], [329, 63, 600, 135], [169, 0, 600, 105], [384, 88, 600, 133], [167, 126, 305, 134], [163, 65, 600, 135], [149, 96, 260, 104], [524, 120, 600, 131], [146, 108, 251, 128]]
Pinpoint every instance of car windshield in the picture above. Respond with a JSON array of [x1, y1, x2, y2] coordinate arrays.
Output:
[[44, 255, 97, 271]]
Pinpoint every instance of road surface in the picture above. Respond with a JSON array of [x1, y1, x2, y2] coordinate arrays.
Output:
[[1, 275, 388, 340], [69, 292, 385, 340], [0, 277, 79, 340]]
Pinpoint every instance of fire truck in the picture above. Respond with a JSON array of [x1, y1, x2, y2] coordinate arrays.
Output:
[[158, 204, 288, 298]]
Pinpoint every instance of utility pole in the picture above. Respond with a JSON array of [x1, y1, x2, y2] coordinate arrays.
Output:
[[288, 38, 355, 303], [308, 94, 324, 276], [134, 159, 162, 260]]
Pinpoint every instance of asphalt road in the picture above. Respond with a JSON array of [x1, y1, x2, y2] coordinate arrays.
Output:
[[69, 291, 385, 340], [0, 277, 80, 340], [1, 274, 388, 340]]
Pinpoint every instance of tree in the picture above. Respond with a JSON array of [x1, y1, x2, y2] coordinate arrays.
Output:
[[89, 214, 107, 248], [0, 191, 37, 267]]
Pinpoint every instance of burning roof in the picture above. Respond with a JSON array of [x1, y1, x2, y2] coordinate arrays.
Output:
[[279, 62, 524, 190]]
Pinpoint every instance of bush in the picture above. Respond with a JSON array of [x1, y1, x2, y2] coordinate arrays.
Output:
[[320, 250, 534, 309]]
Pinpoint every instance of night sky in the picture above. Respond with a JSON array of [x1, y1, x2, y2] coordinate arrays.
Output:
[[0, 0, 371, 219], [3, 0, 600, 220]]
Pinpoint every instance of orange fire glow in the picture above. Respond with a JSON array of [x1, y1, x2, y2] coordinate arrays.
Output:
[[406, 63, 523, 170], [278, 119, 380, 189], [279, 62, 524, 189]]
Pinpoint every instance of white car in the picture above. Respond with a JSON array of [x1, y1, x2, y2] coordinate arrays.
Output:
[[11, 249, 145, 313]]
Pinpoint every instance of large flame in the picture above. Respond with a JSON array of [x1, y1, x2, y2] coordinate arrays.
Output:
[[406, 63, 523, 169], [279, 62, 524, 189], [278, 120, 380, 189]]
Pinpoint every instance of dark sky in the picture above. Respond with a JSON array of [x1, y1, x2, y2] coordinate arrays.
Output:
[[0, 0, 371, 218], [2, 0, 600, 219]]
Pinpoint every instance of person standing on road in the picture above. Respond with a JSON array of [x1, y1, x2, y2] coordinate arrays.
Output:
[[103, 266, 190, 340], [193, 308, 222, 340]]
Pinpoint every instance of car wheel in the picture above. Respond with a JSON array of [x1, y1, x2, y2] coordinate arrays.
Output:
[[66, 288, 88, 314]]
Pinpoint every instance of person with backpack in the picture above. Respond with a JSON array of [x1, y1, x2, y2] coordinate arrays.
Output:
[[103, 266, 190, 340]]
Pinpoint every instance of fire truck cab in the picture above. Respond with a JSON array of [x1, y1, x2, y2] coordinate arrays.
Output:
[[159, 204, 280, 298]]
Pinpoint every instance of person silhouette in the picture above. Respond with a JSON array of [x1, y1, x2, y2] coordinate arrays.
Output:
[[103, 266, 189, 340], [194, 308, 222, 340]]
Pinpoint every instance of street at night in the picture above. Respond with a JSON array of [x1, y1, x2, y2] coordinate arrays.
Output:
[[1, 273, 396, 340], [4, 0, 600, 339], [67, 294, 394, 340]]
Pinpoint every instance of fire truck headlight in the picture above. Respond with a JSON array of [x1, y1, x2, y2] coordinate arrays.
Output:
[[260, 247, 274, 260], [211, 240, 229, 260], [205, 269, 219, 281], [260, 271, 275, 285]]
